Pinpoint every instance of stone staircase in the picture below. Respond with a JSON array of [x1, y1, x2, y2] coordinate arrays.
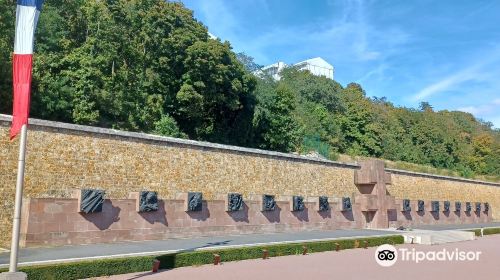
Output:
[[388, 228, 475, 245]]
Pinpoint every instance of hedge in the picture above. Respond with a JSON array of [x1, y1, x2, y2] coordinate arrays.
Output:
[[0, 235, 403, 280], [469, 227, 500, 236]]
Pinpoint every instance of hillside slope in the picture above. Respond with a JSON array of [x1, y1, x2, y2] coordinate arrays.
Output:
[[0, 0, 498, 180]]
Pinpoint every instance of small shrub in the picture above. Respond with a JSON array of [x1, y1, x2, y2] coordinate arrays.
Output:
[[470, 227, 500, 236]]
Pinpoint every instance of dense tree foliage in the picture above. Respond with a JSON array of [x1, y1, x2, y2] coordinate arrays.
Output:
[[0, 0, 14, 113], [236, 52, 262, 72], [0, 0, 498, 179], [252, 77, 302, 152], [2, 0, 256, 145]]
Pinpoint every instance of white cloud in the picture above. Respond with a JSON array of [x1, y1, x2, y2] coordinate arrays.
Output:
[[186, 0, 410, 66], [411, 67, 480, 101], [412, 47, 500, 101], [457, 98, 500, 115], [356, 63, 388, 83], [488, 115, 500, 128], [239, 0, 410, 65], [185, 0, 500, 128], [456, 98, 500, 128]]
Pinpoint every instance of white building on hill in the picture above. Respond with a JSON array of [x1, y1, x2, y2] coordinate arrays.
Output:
[[293, 57, 334, 80], [256, 57, 334, 80], [259, 61, 287, 80]]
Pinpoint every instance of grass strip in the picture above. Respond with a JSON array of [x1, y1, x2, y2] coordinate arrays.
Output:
[[469, 227, 500, 236]]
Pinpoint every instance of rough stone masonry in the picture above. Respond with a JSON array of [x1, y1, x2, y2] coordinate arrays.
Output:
[[0, 114, 499, 248]]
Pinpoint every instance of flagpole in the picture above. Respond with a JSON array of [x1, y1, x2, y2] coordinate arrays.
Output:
[[3, 1, 42, 277], [8, 124, 28, 273]]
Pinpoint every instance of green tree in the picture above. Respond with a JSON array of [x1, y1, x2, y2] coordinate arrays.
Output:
[[253, 81, 301, 152], [0, 0, 15, 114], [0, 0, 498, 179], [178, 40, 257, 144], [467, 133, 495, 174], [279, 68, 344, 154], [154, 114, 187, 138], [236, 52, 262, 72], [336, 83, 381, 156], [419, 101, 433, 112], [15, 0, 256, 144]]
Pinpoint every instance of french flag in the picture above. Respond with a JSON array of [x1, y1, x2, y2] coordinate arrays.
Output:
[[10, 0, 44, 140]]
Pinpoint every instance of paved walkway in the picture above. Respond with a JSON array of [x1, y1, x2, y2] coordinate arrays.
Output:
[[1, 222, 497, 268], [98, 234, 500, 280], [412, 222, 500, 231], [0, 229, 395, 267]]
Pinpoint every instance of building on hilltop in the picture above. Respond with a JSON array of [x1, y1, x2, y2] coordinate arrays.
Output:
[[255, 57, 334, 80], [293, 57, 334, 80], [259, 61, 287, 80], [208, 32, 217, 40]]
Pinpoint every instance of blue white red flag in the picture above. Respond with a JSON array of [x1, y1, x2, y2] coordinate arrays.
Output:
[[10, 0, 44, 139]]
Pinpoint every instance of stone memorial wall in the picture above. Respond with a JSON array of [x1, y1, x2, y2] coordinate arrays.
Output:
[[1, 114, 499, 248]]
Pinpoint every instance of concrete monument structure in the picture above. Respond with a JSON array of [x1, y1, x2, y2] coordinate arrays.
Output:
[[14, 160, 493, 247], [353, 160, 396, 228], [0, 115, 498, 248]]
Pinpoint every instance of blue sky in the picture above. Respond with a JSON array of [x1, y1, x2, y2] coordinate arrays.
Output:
[[181, 0, 500, 128]]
